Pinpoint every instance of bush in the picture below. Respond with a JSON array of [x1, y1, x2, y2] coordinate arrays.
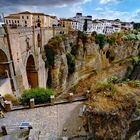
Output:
[[95, 34, 106, 49], [127, 80, 140, 88], [4, 94, 19, 106], [45, 47, 55, 67], [132, 56, 140, 65], [107, 76, 120, 84], [106, 36, 116, 45], [78, 31, 88, 43], [70, 44, 78, 56], [91, 31, 97, 37], [94, 82, 118, 97], [66, 53, 75, 74], [20, 88, 56, 105], [45, 36, 63, 67]]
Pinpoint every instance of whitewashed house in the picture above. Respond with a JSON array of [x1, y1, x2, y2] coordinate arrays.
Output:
[[71, 13, 93, 32]]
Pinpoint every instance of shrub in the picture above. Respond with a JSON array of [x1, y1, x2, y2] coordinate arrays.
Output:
[[45, 47, 55, 67], [4, 94, 19, 106], [94, 82, 118, 97], [66, 53, 75, 74], [70, 44, 78, 56], [106, 35, 116, 45], [78, 31, 88, 43], [20, 88, 56, 105], [91, 31, 97, 37], [127, 80, 140, 88], [107, 76, 120, 84], [47, 36, 62, 49], [95, 34, 106, 49], [132, 56, 140, 65], [45, 36, 63, 67]]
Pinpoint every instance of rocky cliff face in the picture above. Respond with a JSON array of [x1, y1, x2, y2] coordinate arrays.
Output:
[[84, 82, 140, 140], [44, 32, 140, 93]]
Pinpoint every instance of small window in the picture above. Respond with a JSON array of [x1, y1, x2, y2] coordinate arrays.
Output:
[[15, 20, 16, 23], [22, 16, 24, 19], [25, 20, 27, 24], [17, 20, 19, 23], [9, 20, 11, 23], [27, 16, 29, 19]]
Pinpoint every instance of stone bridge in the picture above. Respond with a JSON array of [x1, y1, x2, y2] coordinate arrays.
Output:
[[0, 26, 67, 96]]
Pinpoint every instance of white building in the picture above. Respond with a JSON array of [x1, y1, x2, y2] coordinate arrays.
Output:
[[71, 13, 93, 32], [92, 19, 133, 34]]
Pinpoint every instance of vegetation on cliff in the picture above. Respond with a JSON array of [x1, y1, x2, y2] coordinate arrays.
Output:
[[85, 77, 140, 140], [20, 88, 56, 105], [66, 53, 75, 74], [44, 29, 140, 91], [45, 36, 63, 67]]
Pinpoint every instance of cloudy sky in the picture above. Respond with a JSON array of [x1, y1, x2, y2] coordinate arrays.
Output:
[[0, 0, 140, 22]]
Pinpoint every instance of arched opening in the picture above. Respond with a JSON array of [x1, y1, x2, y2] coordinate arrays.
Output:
[[0, 49, 10, 79], [26, 55, 38, 88]]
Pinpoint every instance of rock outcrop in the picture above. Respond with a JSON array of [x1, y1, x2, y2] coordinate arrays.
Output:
[[85, 83, 140, 140], [44, 32, 140, 93]]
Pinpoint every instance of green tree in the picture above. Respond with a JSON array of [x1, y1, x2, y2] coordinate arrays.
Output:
[[66, 53, 75, 74], [95, 34, 106, 49], [83, 19, 88, 32], [91, 31, 97, 37]]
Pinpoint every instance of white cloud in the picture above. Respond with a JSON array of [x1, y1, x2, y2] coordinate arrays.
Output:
[[93, 7, 130, 21], [95, 7, 104, 11], [92, 7, 140, 22], [70, 5, 83, 15], [100, 0, 121, 4]]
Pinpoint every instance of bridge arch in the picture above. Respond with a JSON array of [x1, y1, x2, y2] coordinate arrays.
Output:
[[0, 49, 10, 78], [26, 55, 38, 88]]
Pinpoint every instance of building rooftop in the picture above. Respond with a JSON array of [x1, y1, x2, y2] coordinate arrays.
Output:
[[4, 15, 20, 19], [18, 11, 31, 14], [18, 11, 44, 15], [60, 18, 73, 21], [32, 12, 44, 16]]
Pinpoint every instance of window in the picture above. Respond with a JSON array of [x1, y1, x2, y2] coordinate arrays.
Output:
[[27, 16, 29, 19], [22, 16, 24, 19], [15, 20, 16, 23], [17, 20, 19, 23], [9, 20, 11, 23], [25, 20, 27, 24]]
